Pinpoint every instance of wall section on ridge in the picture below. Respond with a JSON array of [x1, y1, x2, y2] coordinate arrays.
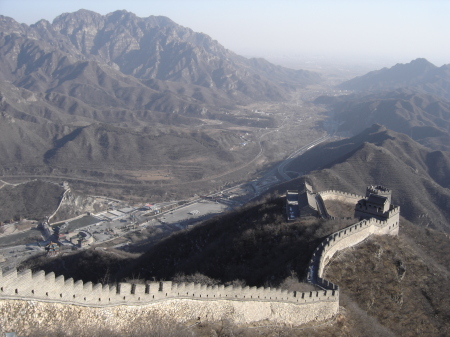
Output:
[[318, 190, 364, 204], [308, 209, 400, 282], [0, 269, 338, 308], [0, 187, 400, 329]]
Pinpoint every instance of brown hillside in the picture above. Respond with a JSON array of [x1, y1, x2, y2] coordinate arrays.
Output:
[[325, 219, 450, 337]]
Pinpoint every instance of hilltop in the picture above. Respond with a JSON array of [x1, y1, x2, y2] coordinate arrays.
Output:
[[338, 58, 450, 101], [325, 219, 450, 337]]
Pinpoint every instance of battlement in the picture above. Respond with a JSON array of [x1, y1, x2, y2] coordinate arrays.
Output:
[[317, 190, 365, 202], [308, 208, 399, 282], [366, 185, 391, 194], [0, 269, 338, 308]]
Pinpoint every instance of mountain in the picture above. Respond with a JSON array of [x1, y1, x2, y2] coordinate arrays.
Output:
[[338, 58, 450, 101], [316, 89, 450, 151], [281, 124, 450, 233], [0, 10, 321, 107], [319, 59, 450, 152], [0, 9, 323, 198]]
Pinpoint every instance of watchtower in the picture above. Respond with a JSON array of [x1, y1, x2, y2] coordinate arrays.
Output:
[[355, 185, 394, 221]]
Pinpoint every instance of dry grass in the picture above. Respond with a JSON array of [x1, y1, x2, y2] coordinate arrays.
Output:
[[324, 219, 450, 337], [323, 199, 357, 218]]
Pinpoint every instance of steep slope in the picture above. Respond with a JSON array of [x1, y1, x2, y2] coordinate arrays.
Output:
[[338, 58, 450, 101], [0, 32, 211, 115], [49, 10, 321, 93], [282, 124, 450, 232]]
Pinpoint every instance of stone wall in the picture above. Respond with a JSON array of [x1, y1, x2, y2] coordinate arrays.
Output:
[[0, 187, 401, 331], [0, 269, 338, 308], [318, 190, 364, 204], [307, 207, 400, 282], [0, 268, 339, 331], [0, 298, 339, 335]]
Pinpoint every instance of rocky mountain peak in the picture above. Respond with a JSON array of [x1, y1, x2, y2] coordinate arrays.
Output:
[[0, 15, 29, 35], [409, 57, 436, 68]]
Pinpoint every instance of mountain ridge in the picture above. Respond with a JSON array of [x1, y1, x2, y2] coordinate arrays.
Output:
[[0, 9, 324, 197], [317, 88, 450, 151], [0, 9, 322, 107], [280, 124, 450, 232], [338, 58, 450, 101]]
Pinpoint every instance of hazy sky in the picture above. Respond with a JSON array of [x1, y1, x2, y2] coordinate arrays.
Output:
[[1, 0, 449, 67]]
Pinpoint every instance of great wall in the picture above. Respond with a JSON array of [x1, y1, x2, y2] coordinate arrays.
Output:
[[0, 185, 400, 334]]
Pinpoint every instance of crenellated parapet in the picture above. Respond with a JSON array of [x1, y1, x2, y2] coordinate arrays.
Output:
[[317, 190, 365, 202], [0, 269, 338, 308], [307, 210, 399, 285]]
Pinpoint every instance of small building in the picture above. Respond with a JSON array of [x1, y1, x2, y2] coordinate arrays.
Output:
[[45, 241, 60, 256], [118, 207, 135, 214]]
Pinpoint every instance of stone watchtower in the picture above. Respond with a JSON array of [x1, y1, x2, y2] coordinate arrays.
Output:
[[355, 185, 393, 221]]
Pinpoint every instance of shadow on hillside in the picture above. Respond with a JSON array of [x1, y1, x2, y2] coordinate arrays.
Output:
[[19, 196, 357, 287]]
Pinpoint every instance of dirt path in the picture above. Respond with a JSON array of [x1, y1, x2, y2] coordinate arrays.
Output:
[[0, 179, 19, 190]]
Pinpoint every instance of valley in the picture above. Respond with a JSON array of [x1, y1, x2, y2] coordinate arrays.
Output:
[[0, 90, 329, 202], [0, 112, 331, 273], [1, 7, 450, 337]]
